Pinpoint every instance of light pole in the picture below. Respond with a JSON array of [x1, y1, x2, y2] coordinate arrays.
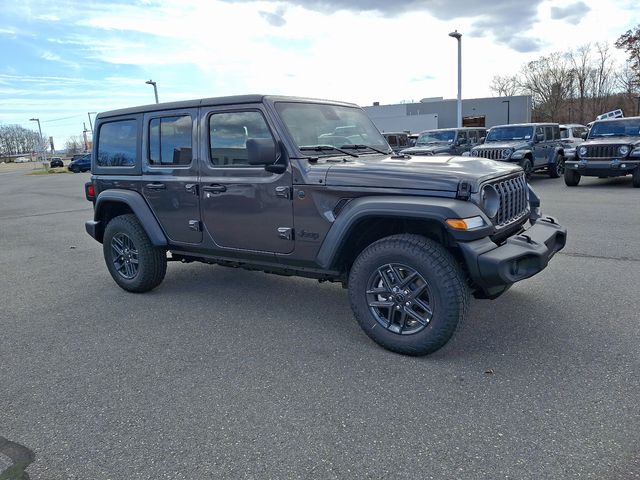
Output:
[[29, 117, 47, 162], [502, 100, 510, 124], [449, 30, 462, 128], [87, 112, 97, 134], [145, 79, 159, 104]]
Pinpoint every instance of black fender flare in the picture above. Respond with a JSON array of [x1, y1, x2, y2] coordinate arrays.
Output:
[[315, 195, 490, 269], [91, 189, 167, 246]]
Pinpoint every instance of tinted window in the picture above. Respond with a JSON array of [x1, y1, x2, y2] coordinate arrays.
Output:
[[209, 111, 273, 167], [457, 131, 468, 143], [560, 127, 568, 139], [149, 115, 192, 166], [572, 127, 587, 138], [386, 135, 398, 146], [544, 126, 553, 141], [553, 126, 560, 140], [97, 120, 137, 167], [399, 135, 407, 147]]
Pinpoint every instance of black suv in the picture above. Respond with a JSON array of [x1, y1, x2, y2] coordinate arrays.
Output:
[[68, 154, 91, 173], [470, 123, 566, 178], [401, 128, 486, 156], [84, 95, 566, 356], [564, 116, 640, 187]]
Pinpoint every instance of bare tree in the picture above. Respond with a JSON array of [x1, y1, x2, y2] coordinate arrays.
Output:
[[64, 136, 85, 155], [0, 125, 42, 156], [489, 75, 520, 97], [587, 43, 617, 119], [518, 52, 574, 122], [615, 24, 640, 88]]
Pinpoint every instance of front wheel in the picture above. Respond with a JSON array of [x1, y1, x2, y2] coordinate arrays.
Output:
[[564, 168, 581, 186], [348, 234, 469, 356], [519, 158, 533, 179], [548, 155, 565, 178], [103, 214, 167, 293]]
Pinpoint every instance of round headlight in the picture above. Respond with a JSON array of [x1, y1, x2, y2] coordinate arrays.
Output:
[[578, 146, 587, 157], [481, 184, 500, 218], [502, 149, 511, 159], [471, 150, 478, 157], [619, 145, 630, 156]]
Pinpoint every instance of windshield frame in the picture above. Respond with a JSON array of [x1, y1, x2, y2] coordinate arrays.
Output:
[[273, 101, 391, 156], [588, 119, 640, 139], [415, 130, 456, 145], [485, 126, 535, 143]]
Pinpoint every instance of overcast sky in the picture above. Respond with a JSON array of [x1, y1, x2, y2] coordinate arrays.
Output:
[[1, 0, 638, 146]]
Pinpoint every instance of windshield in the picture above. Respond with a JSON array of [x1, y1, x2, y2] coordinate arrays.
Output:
[[274, 102, 390, 154], [589, 119, 640, 138], [486, 126, 534, 142], [416, 131, 455, 145]]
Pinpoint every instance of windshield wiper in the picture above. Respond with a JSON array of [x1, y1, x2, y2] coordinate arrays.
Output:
[[299, 145, 358, 157], [340, 144, 389, 154]]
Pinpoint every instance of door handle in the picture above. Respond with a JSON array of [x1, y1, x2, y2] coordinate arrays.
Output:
[[145, 183, 166, 190], [202, 184, 227, 193]]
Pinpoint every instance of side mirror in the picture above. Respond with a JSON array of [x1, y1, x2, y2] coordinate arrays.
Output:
[[581, 132, 588, 140], [247, 138, 277, 166]]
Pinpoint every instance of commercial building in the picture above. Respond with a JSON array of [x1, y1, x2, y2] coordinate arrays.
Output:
[[363, 95, 532, 133]]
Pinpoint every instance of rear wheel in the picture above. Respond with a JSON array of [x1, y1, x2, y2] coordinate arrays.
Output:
[[548, 155, 565, 178], [103, 214, 167, 292], [348, 234, 469, 356], [564, 168, 581, 186]]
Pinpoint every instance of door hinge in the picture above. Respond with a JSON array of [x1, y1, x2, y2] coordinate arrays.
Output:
[[275, 186, 291, 199], [277, 227, 294, 240], [188, 220, 202, 232]]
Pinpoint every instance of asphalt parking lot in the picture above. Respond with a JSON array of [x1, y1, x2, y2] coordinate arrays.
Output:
[[1, 168, 639, 479]]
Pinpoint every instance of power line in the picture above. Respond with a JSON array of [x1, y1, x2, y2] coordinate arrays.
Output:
[[41, 114, 85, 123]]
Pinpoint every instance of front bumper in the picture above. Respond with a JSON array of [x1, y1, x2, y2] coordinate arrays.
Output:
[[566, 159, 640, 177], [458, 215, 566, 298]]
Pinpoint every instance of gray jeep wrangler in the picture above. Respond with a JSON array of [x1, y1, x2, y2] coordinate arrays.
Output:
[[564, 116, 640, 187], [470, 123, 566, 179], [401, 128, 486, 156], [84, 95, 566, 356]]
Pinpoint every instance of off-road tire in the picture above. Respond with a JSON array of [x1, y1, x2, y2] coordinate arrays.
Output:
[[103, 214, 167, 293], [564, 168, 581, 186], [548, 155, 565, 178], [519, 158, 533, 179], [348, 234, 469, 356], [632, 168, 640, 188]]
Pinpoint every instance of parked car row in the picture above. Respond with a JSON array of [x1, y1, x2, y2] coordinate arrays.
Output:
[[392, 116, 639, 187]]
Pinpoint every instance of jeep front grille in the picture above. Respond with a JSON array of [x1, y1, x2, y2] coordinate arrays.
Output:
[[487, 174, 529, 228], [581, 144, 623, 159], [475, 149, 506, 160]]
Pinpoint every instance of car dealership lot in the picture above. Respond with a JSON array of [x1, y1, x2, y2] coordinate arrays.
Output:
[[1, 170, 639, 479]]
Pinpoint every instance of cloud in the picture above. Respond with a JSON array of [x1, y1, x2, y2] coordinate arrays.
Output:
[[221, 0, 547, 51], [550, 1, 590, 24], [259, 7, 287, 26]]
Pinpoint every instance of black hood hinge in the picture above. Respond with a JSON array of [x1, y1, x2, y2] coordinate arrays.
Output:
[[456, 180, 472, 200]]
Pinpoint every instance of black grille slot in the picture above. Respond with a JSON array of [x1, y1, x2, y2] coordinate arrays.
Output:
[[487, 174, 529, 228], [583, 144, 621, 159], [476, 149, 503, 160]]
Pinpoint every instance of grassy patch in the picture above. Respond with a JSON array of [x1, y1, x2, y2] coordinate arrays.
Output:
[[28, 167, 69, 175]]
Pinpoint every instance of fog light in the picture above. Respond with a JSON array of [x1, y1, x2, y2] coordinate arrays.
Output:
[[446, 216, 485, 230]]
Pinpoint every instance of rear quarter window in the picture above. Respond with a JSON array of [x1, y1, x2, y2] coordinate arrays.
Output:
[[97, 120, 138, 167]]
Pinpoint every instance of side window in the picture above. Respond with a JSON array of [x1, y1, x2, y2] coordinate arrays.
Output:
[[399, 135, 407, 147], [386, 135, 397, 147], [573, 127, 586, 138], [468, 131, 477, 143], [209, 111, 273, 167], [97, 120, 137, 167], [457, 131, 468, 144], [536, 126, 544, 139], [149, 115, 192, 166], [560, 128, 568, 139], [553, 126, 560, 140], [544, 126, 553, 141]]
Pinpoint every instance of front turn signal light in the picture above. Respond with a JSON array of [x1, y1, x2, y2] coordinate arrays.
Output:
[[446, 216, 485, 230]]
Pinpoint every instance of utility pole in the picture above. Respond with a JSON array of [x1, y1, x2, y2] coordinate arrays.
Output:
[[87, 112, 97, 133], [145, 79, 159, 104], [448, 30, 463, 128], [83, 123, 89, 152]]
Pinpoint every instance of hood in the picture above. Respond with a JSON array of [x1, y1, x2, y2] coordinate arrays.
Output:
[[582, 136, 640, 146], [401, 144, 451, 155], [475, 141, 532, 150], [321, 154, 522, 192]]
